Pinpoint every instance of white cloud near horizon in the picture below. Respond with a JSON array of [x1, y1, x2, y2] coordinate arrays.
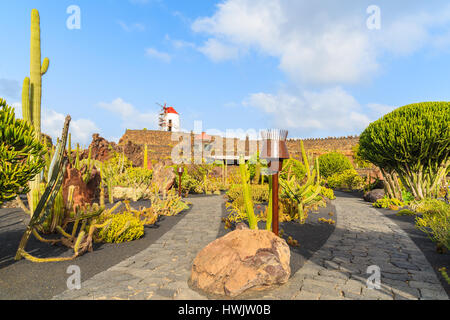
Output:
[[11, 101, 99, 146], [97, 97, 159, 132], [243, 87, 394, 136]]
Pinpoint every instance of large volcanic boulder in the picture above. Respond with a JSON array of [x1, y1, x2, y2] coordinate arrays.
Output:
[[118, 141, 144, 167], [85, 134, 116, 162], [62, 164, 102, 208], [190, 229, 291, 297], [151, 161, 176, 192], [363, 189, 385, 203]]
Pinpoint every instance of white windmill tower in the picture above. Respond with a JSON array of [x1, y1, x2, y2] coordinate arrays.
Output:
[[157, 102, 180, 132]]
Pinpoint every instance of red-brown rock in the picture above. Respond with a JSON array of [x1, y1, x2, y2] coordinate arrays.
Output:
[[62, 164, 101, 208], [190, 229, 291, 297], [151, 161, 176, 192], [84, 134, 117, 162]]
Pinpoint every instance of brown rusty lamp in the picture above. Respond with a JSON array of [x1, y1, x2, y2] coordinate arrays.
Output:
[[260, 129, 289, 236], [177, 166, 184, 197]]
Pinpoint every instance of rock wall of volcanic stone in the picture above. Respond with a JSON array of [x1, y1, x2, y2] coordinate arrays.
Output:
[[85, 131, 364, 170], [118, 129, 360, 162]]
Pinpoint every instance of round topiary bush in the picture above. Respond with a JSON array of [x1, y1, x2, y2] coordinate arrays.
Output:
[[318, 152, 353, 178], [0, 99, 45, 204], [358, 102, 450, 200]]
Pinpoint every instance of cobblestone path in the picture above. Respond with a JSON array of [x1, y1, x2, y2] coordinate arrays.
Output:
[[263, 195, 448, 300], [53, 195, 448, 300]]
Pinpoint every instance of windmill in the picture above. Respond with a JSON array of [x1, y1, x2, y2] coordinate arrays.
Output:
[[156, 102, 167, 130], [156, 102, 181, 132]]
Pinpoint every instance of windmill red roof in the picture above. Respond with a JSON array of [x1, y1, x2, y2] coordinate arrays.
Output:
[[165, 106, 178, 114]]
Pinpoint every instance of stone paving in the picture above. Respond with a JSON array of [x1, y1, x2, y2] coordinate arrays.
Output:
[[53, 195, 223, 300], [53, 195, 449, 300]]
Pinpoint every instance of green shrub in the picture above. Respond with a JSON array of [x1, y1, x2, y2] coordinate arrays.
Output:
[[415, 200, 450, 251], [402, 190, 415, 205], [226, 184, 269, 203], [0, 99, 45, 204], [327, 169, 364, 190], [116, 167, 153, 189], [373, 197, 405, 209], [97, 212, 144, 243], [352, 144, 372, 169], [318, 152, 353, 178], [358, 102, 450, 200], [396, 209, 416, 216], [321, 187, 336, 200], [281, 158, 307, 181], [411, 199, 449, 216]]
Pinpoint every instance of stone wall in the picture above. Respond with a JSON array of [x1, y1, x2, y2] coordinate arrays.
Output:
[[118, 130, 360, 163]]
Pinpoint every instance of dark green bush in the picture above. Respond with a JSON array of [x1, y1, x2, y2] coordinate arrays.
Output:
[[0, 99, 45, 204], [318, 152, 353, 178]]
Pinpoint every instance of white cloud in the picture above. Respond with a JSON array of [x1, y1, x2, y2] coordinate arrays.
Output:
[[192, 0, 450, 85], [11, 101, 22, 118], [145, 48, 172, 63], [118, 21, 145, 32], [243, 87, 372, 136], [7, 102, 98, 145], [97, 98, 158, 131], [197, 38, 240, 62], [42, 109, 99, 146], [367, 103, 397, 119]]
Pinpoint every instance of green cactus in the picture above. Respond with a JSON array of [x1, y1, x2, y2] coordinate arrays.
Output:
[[75, 143, 80, 169], [21, 78, 31, 123], [300, 140, 310, 178], [143, 144, 148, 170], [252, 160, 261, 184], [15, 115, 71, 261], [67, 133, 72, 165], [239, 156, 258, 230], [279, 142, 323, 224], [20, 9, 51, 212], [83, 146, 92, 183]]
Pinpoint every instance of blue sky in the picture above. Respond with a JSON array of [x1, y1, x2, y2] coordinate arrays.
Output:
[[1, 0, 450, 146]]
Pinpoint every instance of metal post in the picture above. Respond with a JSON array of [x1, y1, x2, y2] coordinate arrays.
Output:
[[271, 160, 282, 236], [177, 167, 183, 198], [178, 173, 182, 197]]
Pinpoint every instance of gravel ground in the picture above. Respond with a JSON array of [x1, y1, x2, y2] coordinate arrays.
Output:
[[0, 200, 191, 300]]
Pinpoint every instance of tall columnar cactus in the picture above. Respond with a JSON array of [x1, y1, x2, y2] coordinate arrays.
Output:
[[21, 9, 50, 211], [143, 144, 148, 170], [239, 157, 258, 230], [67, 133, 72, 165], [22, 9, 49, 136]]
